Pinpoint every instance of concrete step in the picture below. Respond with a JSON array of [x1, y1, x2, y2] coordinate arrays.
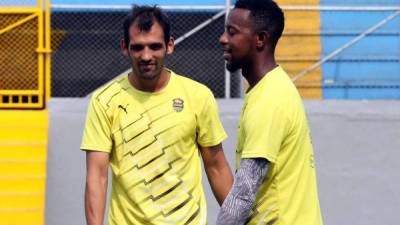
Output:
[[0, 110, 48, 225]]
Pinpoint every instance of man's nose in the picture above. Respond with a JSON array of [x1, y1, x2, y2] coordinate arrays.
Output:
[[219, 32, 228, 45], [141, 47, 152, 61]]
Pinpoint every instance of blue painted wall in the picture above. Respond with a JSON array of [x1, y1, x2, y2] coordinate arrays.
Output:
[[1, 0, 37, 6], [320, 0, 400, 99]]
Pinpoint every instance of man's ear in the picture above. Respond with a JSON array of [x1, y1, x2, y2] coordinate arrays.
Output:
[[166, 37, 175, 55], [256, 31, 269, 50], [120, 39, 128, 56]]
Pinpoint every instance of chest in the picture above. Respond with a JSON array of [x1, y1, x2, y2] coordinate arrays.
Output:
[[111, 95, 197, 159]]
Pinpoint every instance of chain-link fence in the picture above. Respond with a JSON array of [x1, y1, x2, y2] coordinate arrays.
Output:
[[0, 15, 39, 91], [51, 8, 241, 98], [50, 4, 400, 99]]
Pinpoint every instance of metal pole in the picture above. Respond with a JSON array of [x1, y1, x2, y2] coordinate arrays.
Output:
[[224, 0, 231, 99], [174, 10, 225, 44], [51, 5, 226, 10], [37, 0, 44, 106], [45, 0, 52, 101]]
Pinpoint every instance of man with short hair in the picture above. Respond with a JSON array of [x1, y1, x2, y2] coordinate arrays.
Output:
[[217, 0, 324, 224], [81, 5, 233, 225]]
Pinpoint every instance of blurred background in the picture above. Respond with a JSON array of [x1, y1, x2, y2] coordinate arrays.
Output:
[[0, 0, 399, 224]]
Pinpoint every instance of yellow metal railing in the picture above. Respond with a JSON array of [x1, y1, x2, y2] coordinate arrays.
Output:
[[45, 0, 52, 102], [0, 0, 51, 109]]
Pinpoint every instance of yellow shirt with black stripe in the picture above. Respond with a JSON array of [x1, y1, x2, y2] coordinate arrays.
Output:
[[236, 66, 323, 225], [81, 70, 227, 225]]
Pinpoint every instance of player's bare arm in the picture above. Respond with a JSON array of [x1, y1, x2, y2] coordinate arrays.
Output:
[[200, 143, 233, 205], [85, 151, 110, 225]]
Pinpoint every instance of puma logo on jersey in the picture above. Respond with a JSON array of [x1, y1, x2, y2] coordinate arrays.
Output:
[[118, 104, 128, 114]]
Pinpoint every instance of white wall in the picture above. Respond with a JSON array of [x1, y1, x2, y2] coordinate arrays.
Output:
[[46, 99, 400, 225]]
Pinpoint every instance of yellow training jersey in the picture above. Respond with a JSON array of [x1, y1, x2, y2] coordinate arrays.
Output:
[[81, 70, 227, 225], [236, 66, 323, 225]]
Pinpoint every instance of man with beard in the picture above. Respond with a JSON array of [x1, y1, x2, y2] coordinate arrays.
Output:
[[217, 0, 324, 224], [81, 5, 233, 225]]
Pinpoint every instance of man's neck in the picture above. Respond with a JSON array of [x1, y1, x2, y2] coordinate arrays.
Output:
[[129, 69, 171, 93], [243, 58, 277, 90]]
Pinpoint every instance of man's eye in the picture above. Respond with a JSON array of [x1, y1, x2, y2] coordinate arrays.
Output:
[[149, 44, 163, 50], [130, 45, 143, 51], [228, 28, 236, 36]]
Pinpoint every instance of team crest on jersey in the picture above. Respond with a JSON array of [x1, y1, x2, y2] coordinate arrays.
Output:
[[172, 98, 184, 112]]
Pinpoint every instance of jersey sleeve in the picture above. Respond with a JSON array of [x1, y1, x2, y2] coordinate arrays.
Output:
[[80, 95, 113, 153], [241, 102, 290, 163], [196, 88, 227, 147]]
